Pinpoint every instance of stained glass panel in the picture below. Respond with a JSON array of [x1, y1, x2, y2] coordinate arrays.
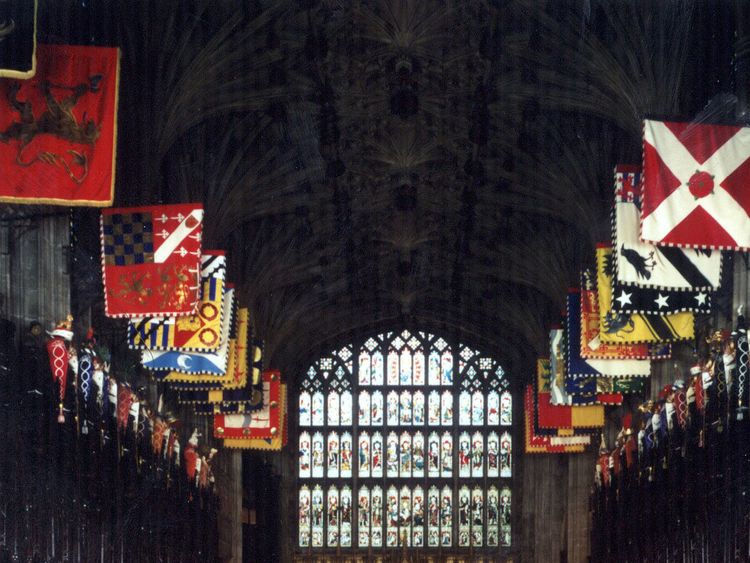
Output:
[[312, 485, 324, 547], [299, 392, 311, 426], [471, 431, 484, 478], [387, 350, 399, 386], [312, 431, 324, 478], [427, 432, 440, 478], [386, 486, 398, 547], [371, 390, 384, 425], [358, 432, 371, 477], [358, 350, 371, 386], [413, 348, 425, 385], [441, 350, 453, 385], [458, 486, 470, 547], [488, 431, 499, 478], [428, 350, 441, 386], [358, 390, 370, 426], [387, 391, 399, 426], [299, 486, 311, 547], [327, 391, 340, 426], [472, 391, 484, 425], [487, 486, 499, 547], [399, 431, 412, 478], [372, 486, 384, 547], [471, 486, 483, 547], [399, 486, 412, 547], [312, 392, 324, 426], [299, 431, 311, 478], [487, 391, 500, 426], [500, 487, 511, 547], [441, 390, 453, 425], [372, 432, 384, 477], [413, 431, 425, 478], [327, 486, 339, 547], [399, 391, 412, 425], [413, 485, 425, 547], [341, 391, 352, 426], [500, 390, 512, 425], [413, 391, 425, 425], [441, 431, 453, 478], [358, 486, 370, 547], [459, 391, 471, 426], [458, 431, 471, 477], [341, 486, 352, 547], [427, 486, 440, 547], [372, 351, 384, 386], [441, 486, 453, 547], [327, 432, 339, 478], [500, 431, 512, 478], [400, 349, 412, 385], [428, 390, 440, 426], [386, 432, 399, 478], [341, 432, 353, 478]]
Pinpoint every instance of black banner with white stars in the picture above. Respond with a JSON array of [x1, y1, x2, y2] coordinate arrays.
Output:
[[610, 281, 712, 314]]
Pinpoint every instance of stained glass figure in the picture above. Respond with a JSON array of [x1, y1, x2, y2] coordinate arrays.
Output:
[[340, 432, 353, 478], [413, 348, 425, 385], [355, 432, 368, 477], [471, 431, 484, 478], [487, 485, 500, 547], [440, 486, 453, 547], [500, 390, 512, 426], [327, 391, 340, 426], [371, 390, 383, 426], [427, 432, 440, 478], [386, 486, 399, 547], [358, 486, 370, 547], [459, 391, 471, 426], [441, 349, 453, 385], [387, 391, 399, 426], [358, 350, 371, 386], [299, 431, 311, 478], [399, 431, 412, 478], [311, 432, 324, 478], [471, 486, 483, 547], [413, 391, 425, 425], [412, 485, 425, 547], [428, 350, 441, 386], [487, 431, 499, 478], [472, 391, 484, 426], [299, 392, 311, 426], [428, 390, 440, 426], [412, 431, 425, 478], [327, 486, 339, 547], [399, 391, 412, 425], [427, 486, 440, 547], [487, 390, 500, 426], [312, 485, 324, 547], [358, 390, 371, 426], [299, 486, 311, 547], [340, 391, 352, 426], [312, 391, 324, 426], [386, 432, 399, 478], [500, 486, 511, 546], [441, 431, 453, 478], [458, 486, 471, 547], [372, 486, 384, 548], [458, 431, 471, 478], [399, 486, 412, 547], [400, 349, 412, 385], [327, 432, 339, 478], [340, 486, 352, 547], [372, 432, 384, 478], [500, 431, 512, 478], [372, 350, 384, 386], [387, 350, 399, 386], [441, 390, 453, 425]]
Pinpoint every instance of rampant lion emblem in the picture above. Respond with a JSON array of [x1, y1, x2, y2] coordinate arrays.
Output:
[[0, 75, 102, 183]]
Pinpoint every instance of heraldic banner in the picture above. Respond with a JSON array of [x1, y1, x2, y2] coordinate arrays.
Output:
[[0, 44, 119, 205]]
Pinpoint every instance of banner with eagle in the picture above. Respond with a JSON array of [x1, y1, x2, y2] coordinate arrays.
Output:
[[0, 44, 119, 205], [641, 119, 750, 251]]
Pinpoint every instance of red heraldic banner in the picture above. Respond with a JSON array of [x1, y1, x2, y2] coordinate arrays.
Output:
[[642, 119, 750, 250], [0, 44, 119, 205], [101, 204, 203, 318]]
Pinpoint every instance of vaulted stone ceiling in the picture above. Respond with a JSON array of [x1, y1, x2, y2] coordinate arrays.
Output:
[[36, 0, 740, 380]]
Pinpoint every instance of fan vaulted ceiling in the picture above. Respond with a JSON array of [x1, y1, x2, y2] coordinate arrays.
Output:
[[38, 0, 739, 380]]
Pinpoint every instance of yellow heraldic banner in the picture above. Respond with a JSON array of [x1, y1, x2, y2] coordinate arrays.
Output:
[[596, 245, 694, 344]]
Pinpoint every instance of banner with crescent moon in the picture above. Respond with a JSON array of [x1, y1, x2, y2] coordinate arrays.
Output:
[[141, 287, 235, 376]]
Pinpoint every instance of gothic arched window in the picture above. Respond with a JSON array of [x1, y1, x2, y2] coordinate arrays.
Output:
[[297, 330, 513, 553]]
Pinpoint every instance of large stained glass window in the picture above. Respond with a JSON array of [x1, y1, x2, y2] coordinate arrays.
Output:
[[297, 330, 513, 553]]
